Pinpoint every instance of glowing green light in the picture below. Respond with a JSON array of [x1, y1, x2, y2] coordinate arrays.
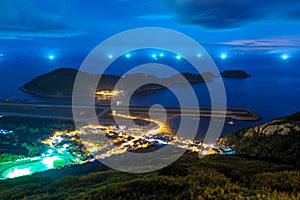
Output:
[[42, 156, 58, 169], [6, 168, 31, 179]]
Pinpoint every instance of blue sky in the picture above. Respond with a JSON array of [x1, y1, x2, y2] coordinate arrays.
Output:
[[0, 0, 300, 56]]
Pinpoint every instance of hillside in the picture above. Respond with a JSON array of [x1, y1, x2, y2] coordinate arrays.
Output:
[[0, 154, 298, 199], [219, 111, 300, 166], [20, 68, 89, 97], [20, 68, 217, 97], [0, 112, 299, 199]]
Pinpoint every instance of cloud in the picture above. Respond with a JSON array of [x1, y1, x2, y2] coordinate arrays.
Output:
[[216, 38, 300, 53], [165, 0, 300, 29], [0, 0, 82, 39], [220, 38, 300, 47], [137, 14, 175, 20]]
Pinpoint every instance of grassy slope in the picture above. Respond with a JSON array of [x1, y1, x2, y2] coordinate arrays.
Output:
[[0, 154, 299, 199]]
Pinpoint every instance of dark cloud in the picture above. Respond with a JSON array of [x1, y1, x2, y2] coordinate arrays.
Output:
[[166, 0, 300, 29], [0, 0, 81, 39]]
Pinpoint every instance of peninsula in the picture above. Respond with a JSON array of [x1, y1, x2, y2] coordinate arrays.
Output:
[[20, 68, 218, 98]]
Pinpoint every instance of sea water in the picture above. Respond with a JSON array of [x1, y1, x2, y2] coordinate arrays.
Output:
[[0, 51, 300, 136]]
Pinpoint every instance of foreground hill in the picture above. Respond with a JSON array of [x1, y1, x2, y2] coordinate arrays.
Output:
[[219, 111, 300, 166], [0, 154, 299, 200], [20, 68, 217, 97], [0, 112, 299, 199]]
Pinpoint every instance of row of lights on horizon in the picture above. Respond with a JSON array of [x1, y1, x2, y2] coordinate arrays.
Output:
[[105, 52, 290, 61], [0, 52, 290, 61], [107, 53, 202, 60]]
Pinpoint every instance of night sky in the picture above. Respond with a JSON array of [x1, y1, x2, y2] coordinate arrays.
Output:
[[0, 0, 300, 59]]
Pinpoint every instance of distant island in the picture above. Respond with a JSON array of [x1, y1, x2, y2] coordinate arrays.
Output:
[[221, 70, 250, 78], [20, 68, 218, 98]]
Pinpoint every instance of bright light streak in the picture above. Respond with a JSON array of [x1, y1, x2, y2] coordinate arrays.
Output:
[[176, 55, 181, 60], [220, 53, 227, 59], [125, 53, 131, 58], [48, 55, 54, 60], [281, 54, 289, 60], [6, 168, 31, 178], [42, 156, 58, 169]]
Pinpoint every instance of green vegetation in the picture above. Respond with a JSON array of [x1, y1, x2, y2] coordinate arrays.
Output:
[[0, 154, 298, 199], [0, 117, 75, 157], [0, 153, 26, 163], [219, 111, 300, 166]]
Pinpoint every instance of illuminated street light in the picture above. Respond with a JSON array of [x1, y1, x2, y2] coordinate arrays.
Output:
[[176, 55, 181, 60], [125, 53, 131, 58]]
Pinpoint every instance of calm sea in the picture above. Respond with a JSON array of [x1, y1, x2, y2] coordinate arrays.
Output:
[[1, 52, 299, 136]]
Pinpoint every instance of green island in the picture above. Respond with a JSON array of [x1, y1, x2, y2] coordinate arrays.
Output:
[[0, 111, 299, 199], [20, 68, 217, 98]]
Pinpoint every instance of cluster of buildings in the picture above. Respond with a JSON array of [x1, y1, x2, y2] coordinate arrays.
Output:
[[42, 131, 94, 163], [0, 129, 13, 135], [42, 112, 235, 164]]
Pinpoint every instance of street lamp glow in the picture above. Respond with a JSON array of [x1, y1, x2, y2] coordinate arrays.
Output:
[[125, 53, 131, 58], [176, 55, 181, 60], [152, 54, 157, 58], [281, 54, 289, 60], [220, 53, 227, 59], [108, 54, 113, 59], [197, 54, 202, 58], [160, 53, 164, 57]]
